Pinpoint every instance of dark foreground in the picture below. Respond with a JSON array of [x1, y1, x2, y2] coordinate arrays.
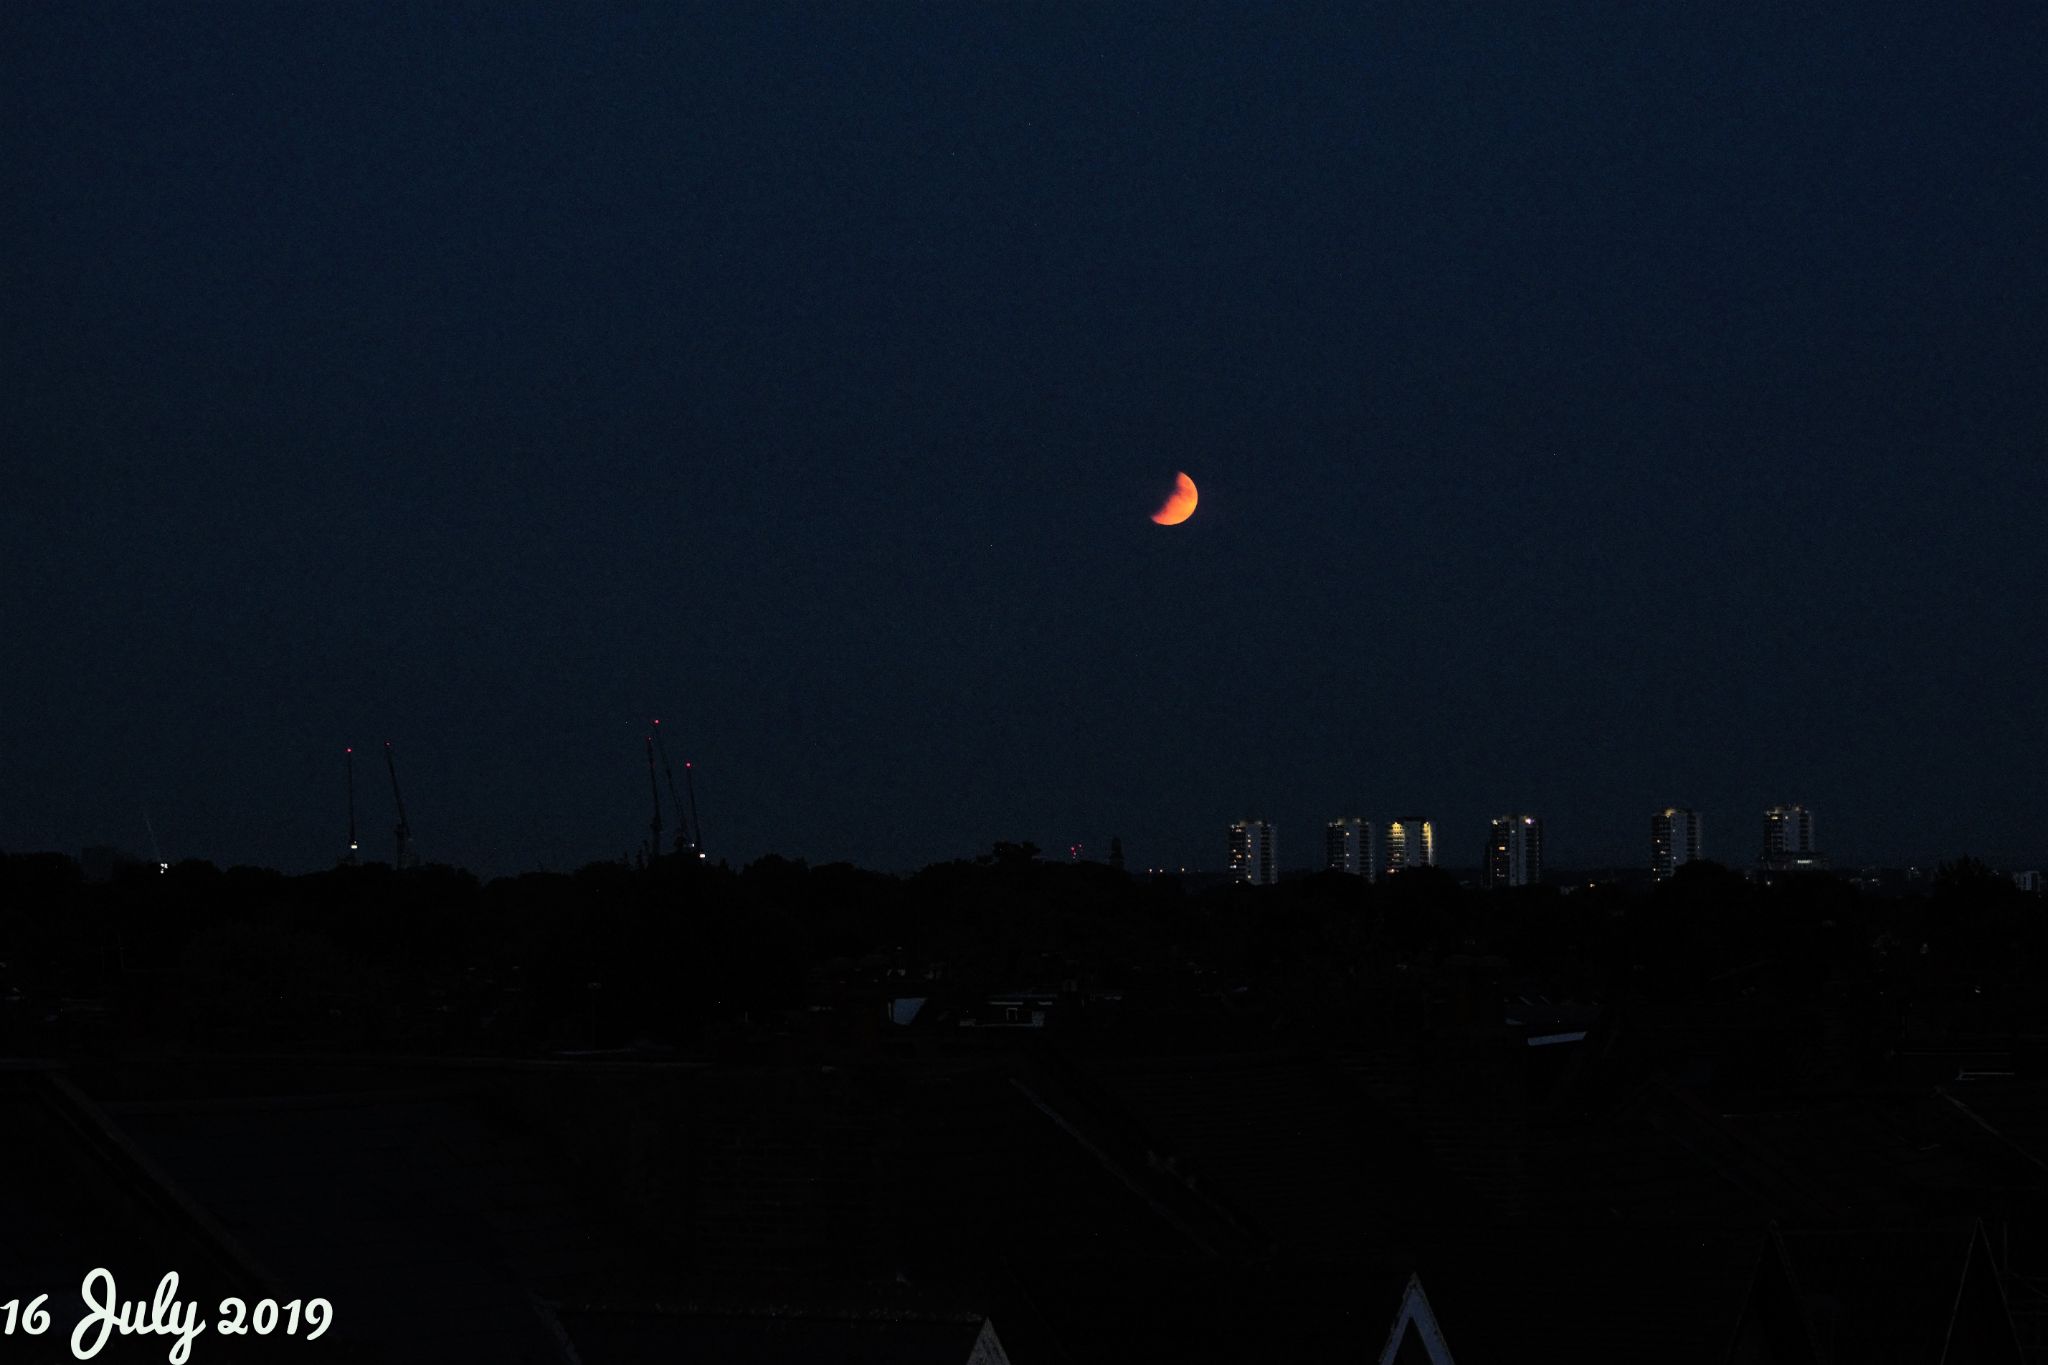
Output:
[[2, 850, 2043, 1362]]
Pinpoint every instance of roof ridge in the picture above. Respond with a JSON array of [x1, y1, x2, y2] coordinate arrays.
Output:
[[42, 1069, 282, 1295]]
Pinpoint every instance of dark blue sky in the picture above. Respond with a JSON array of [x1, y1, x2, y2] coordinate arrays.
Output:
[[4, 2, 2043, 876]]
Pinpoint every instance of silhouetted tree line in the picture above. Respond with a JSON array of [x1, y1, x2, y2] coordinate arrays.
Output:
[[0, 849, 2041, 1073]]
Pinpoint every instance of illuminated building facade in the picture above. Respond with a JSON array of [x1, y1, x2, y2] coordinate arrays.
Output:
[[1651, 807, 1703, 881], [1761, 804, 1827, 871], [1229, 820, 1278, 886], [1761, 806, 1826, 871], [1384, 818, 1435, 876], [1483, 814, 1543, 888], [1763, 804, 1813, 855], [1324, 817, 1376, 881]]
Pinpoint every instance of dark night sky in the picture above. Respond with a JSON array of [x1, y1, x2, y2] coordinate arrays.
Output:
[[4, 2, 2044, 877]]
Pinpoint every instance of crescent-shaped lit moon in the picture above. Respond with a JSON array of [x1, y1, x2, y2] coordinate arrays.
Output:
[[1150, 471, 1198, 525]]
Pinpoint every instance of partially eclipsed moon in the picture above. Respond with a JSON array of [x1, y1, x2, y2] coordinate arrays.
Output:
[[1150, 471, 1198, 525]]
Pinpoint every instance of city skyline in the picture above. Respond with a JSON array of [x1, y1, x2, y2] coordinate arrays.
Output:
[[38, 773, 2047, 881]]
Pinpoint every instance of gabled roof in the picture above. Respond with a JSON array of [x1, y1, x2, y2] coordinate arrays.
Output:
[[1934, 1079, 2048, 1174], [1414, 1226, 1818, 1365], [1007, 1254, 1439, 1361], [1339, 1048, 1529, 1220], [1377, 1273, 1458, 1365], [1535, 1080, 2048, 1229], [1779, 1221, 2022, 1365], [1724, 1099, 2046, 1218], [0, 1062, 276, 1298], [0, 1062, 395, 1362], [1523, 1098, 1781, 1226], [1071, 1050, 1485, 1252], [1595, 1080, 1842, 1221], [89, 1070, 629, 1365], [546, 1302, 1008, 1365]]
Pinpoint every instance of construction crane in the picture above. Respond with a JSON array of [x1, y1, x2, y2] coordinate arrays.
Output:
[[651, 718, 702, 858], [142, 809, 168, 874], [683, 758, 703, 861], [342, 747, 360, 865], [643, 734, 664, 862], [384, 741, 414, 869]]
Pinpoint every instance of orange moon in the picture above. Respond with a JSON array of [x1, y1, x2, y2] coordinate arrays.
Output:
[[1150, 471, 1198, 525]]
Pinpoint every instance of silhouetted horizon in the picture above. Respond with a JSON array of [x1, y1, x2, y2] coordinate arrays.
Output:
[[21, 839, 2043, 888]]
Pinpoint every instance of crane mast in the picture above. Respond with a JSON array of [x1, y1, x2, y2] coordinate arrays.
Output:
[[644, 734, 663, 861], [143, 809, 168, 874], [683, 758, 703, 861], [343, 747, 360, 865], [384, 741, 414, 869], [652, 718, 693, 855]]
